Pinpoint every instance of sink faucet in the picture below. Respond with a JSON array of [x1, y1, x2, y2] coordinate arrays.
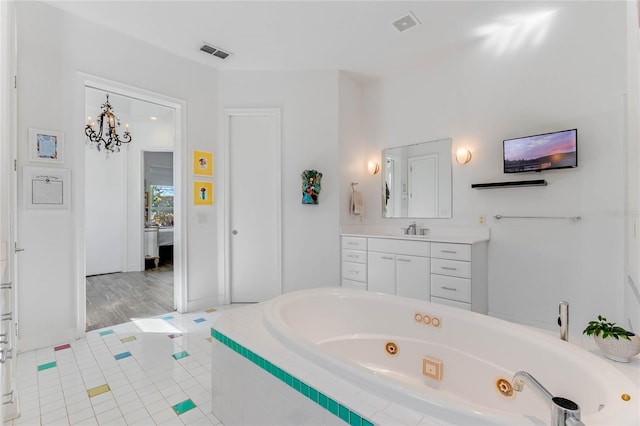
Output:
[[512, 371, 585, 426], [407, 222, 417, 235], [558, 301, 569, 342]]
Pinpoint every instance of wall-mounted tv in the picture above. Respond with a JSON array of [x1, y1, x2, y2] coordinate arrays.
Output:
[[503, 128, 577, 173]]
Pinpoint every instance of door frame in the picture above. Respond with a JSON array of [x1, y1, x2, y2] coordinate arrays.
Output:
[[75, 73, 188, 337], [220, 108, 282, 304]]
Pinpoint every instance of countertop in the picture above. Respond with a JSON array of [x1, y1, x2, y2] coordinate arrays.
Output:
[[341, 232, 490, 245]]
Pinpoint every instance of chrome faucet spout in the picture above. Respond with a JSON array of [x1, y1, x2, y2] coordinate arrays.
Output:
[[513, 371, 584, 426], [512, 371, 553, 407]]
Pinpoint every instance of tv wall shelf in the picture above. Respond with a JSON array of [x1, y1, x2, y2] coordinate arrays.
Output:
[[471, 179, 547, 189]]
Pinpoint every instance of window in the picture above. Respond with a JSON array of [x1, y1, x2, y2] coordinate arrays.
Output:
[[149, 185, 174, 227]]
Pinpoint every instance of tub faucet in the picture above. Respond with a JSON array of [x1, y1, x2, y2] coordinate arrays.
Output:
[[407, 222, 417, 235], [512, 371, 585, 426], [558, 301, 569, 342]]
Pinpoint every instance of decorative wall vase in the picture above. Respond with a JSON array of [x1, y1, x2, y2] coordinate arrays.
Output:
[[301, 170, 322, 204]]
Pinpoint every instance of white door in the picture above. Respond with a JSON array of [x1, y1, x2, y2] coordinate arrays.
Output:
[[408, 154, 438, 217], [227, 109, 281, 303], [1, 1, 18, 418]]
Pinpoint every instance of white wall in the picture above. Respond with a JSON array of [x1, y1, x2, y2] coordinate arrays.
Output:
[[339, 73, 367, 226], [15, 2, 218, 350], [357, 1, 627, 334], [217, 70, 341, 296]]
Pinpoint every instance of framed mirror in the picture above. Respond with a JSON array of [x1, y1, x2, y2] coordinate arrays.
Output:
[[382, 138, 452, 218]]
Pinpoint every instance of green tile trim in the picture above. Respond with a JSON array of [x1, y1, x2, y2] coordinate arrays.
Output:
[[211, 328, 375, 426]]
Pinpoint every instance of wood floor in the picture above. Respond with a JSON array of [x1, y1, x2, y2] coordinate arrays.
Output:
[[86, 263, 174, 332]]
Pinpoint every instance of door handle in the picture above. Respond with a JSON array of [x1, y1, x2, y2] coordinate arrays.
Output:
[[232, 230, 238, 235], [14, 248, 24, 253]]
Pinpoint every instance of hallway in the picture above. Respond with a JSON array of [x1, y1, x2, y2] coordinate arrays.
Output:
[[86, 265, 174, 332]]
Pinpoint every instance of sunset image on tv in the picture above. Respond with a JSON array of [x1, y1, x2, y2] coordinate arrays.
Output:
[[504, 129, 577, 173]]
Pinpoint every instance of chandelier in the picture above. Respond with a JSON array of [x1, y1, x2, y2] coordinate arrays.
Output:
[[85, 94, 132, 153]]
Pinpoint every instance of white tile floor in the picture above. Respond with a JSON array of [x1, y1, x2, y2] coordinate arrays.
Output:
[[10, 306, 238, 426]]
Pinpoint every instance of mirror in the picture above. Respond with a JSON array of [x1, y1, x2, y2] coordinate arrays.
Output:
[[382, 138, 452, 218]]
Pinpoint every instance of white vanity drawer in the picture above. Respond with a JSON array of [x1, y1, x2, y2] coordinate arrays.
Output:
[[431, 242, 471, 261], [342, 236, 367, 250], [431, 258, 471, 279], [368, 238, 430, 257], [431, 274, 471, 303], [431, 296, 471, 311], [342, 261, 367, 283], [342, 249, 367, 264]]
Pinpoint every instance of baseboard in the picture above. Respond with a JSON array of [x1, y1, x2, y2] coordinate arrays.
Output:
[[18, 327, 77, 353], [187, 296, 220, 312]]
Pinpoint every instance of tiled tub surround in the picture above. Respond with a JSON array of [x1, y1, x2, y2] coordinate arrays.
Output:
[[213, 288, 640, 426]]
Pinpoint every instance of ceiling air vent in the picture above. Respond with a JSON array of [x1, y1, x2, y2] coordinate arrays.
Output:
[[199, 43, 232, 60], [392, 11, 420, 33]]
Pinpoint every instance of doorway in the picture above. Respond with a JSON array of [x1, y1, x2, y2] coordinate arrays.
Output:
[[81, 80, 185, 332], [224, 108, 282, 303]]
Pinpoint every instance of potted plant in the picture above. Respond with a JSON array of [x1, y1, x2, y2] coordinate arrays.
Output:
[[583, 315, 640, 362]]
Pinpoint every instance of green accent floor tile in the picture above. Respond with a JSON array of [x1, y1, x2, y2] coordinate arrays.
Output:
[[120, 336, 137, 343], [37, 361, 56, 372], [205, 307, 217, 313], [99, 329, 114, 336], [172, 351, 189, 360], [172, 399, 196, 415], [206, 337, 213, 342]]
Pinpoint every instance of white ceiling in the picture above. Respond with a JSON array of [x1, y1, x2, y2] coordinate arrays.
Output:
[[47, 0, 571, 81]]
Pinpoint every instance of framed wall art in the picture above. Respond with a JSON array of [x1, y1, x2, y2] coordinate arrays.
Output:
[[23, 166, 71, 209], [193, 150, 213, 176], [194, 181, 213, 205], [29, 128, 65, 164]]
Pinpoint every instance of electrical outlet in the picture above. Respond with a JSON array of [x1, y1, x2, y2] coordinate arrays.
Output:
[[478, 214, 486, 225]]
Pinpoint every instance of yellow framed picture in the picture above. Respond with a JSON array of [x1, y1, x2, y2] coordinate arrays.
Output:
[[193, 150, 213, 176], [194, 181, 213, 205]]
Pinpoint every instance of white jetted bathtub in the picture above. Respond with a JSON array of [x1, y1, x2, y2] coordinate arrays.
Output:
[[262, 288, 639, 425]]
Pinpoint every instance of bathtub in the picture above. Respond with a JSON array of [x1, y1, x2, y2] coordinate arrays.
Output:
[[261, 288, 639, 425]]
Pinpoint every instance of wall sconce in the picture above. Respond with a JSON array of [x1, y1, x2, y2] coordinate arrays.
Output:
[[456, 148, 472, 165], [368, 161, 380, 175]]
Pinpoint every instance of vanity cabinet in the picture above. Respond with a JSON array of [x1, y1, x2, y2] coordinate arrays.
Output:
[[367, 238, 430, 300], [340, 234, 488, 313], [341, 236, 367, 290], [430, 242, 488, 313]]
